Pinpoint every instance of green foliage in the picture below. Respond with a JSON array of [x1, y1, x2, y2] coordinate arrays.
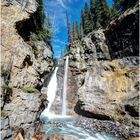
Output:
[[75, 21, 80, 39], [80, 10, 84, 39], [83, 3, 93, 35], [80, 0, 110, 33], [1, 80, 12, 93], [72, 21, 79, 41], [35, 17, 53, 42], [113, 0, 138, 13], [66, 13, 72, 47], [29, 0, 53, 43], [94, 0, 110, 28], [1, 110, 8, 117], [1, 83, 12, 91], [33, 46, 39, 59], [90, 0, 95, 15], [67, 0, 138, 47], [30, 27, 53, 42], [22, 86, 39, 93], [110, 5, 120, 19], [1, 80, 12, 103]]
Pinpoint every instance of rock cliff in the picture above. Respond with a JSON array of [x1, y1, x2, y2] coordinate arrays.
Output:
[[69, 3, 139, 138], [1, 0, 54, 139]]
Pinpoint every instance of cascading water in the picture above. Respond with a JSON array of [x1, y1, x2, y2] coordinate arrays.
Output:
[[62, 56, 69, 116], [41, 67, 58, 117]]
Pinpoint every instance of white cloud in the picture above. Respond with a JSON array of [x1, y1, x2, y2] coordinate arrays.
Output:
[[57, 0, 67, 9], [45, 0, 68, 34]]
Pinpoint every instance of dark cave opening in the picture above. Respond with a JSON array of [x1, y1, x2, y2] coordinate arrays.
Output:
[[15, 16, 36, 41]]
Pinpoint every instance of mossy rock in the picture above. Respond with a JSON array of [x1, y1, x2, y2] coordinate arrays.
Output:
[[22, 86, 39, 93]]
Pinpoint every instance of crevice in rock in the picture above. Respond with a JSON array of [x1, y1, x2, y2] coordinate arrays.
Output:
[[22, 55, 33, 68], [124, 105, 139, 117]]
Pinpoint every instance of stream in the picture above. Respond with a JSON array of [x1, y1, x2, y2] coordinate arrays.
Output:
[[42, 117, 120, 140]]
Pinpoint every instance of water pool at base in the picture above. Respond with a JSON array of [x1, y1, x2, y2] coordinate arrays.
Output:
[[42, 119, 121, 140]]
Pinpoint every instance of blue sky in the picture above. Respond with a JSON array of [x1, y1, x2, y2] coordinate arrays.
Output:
[[44, 0, 113, 59]]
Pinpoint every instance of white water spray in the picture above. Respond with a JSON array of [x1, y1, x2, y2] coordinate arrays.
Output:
[[62, 56, 69, 115], [41, 67, 58, 117]]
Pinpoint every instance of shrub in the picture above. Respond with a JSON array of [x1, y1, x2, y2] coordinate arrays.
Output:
[[1, 110, 8, 117], [1, 83, 11, 91], [36, 27, 53, 41], [1, 65, 10, 77], [1, 80, 12, 93], [32, 45, 39, 59], [22, 86, 39, 93]]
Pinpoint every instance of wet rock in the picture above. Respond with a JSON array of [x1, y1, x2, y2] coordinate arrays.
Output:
[[74, 117, 139, 139], [48, 134, 64, 140]]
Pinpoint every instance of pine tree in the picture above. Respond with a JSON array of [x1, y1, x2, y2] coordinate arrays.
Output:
[[101, 0, 110, 27], [94, 0, 110, 28], [75, 21, 79, 40], [90, 0, 96, 29], [94, 0, 102, 29], [113, 0, 138, 13], [83, 3, 93, 35], [80, 10, 84, 39], [72, 22, 78, 42], [90, 0, 95, 15], [110, 1, 120, 19], [72, 22, 75, 42], [66, 13, 72, 47]]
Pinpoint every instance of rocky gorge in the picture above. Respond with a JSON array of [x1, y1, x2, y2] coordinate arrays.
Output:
[[68, 3, 139, 139], [0, 0, 139, 140]]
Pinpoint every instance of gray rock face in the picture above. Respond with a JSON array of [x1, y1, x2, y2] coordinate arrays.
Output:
[[0, 117, 12, 140], [2, 92, 47, 139], [34, 41, 54, 75], [69, 3, 139, 134], [69, 30, 110, 72], [16, 0, 38, 13], [11, 41, 54, 88], [74, 59, 139, 122], [91, 30, 111, 60]]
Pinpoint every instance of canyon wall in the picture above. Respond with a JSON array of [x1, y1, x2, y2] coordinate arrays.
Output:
[[69, 3, 139, 135], [1, 0, 54, 139]]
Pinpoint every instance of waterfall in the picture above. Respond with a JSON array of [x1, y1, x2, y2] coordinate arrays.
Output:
[[62, 56, 69, 115], [41, 67, 58, 117]]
